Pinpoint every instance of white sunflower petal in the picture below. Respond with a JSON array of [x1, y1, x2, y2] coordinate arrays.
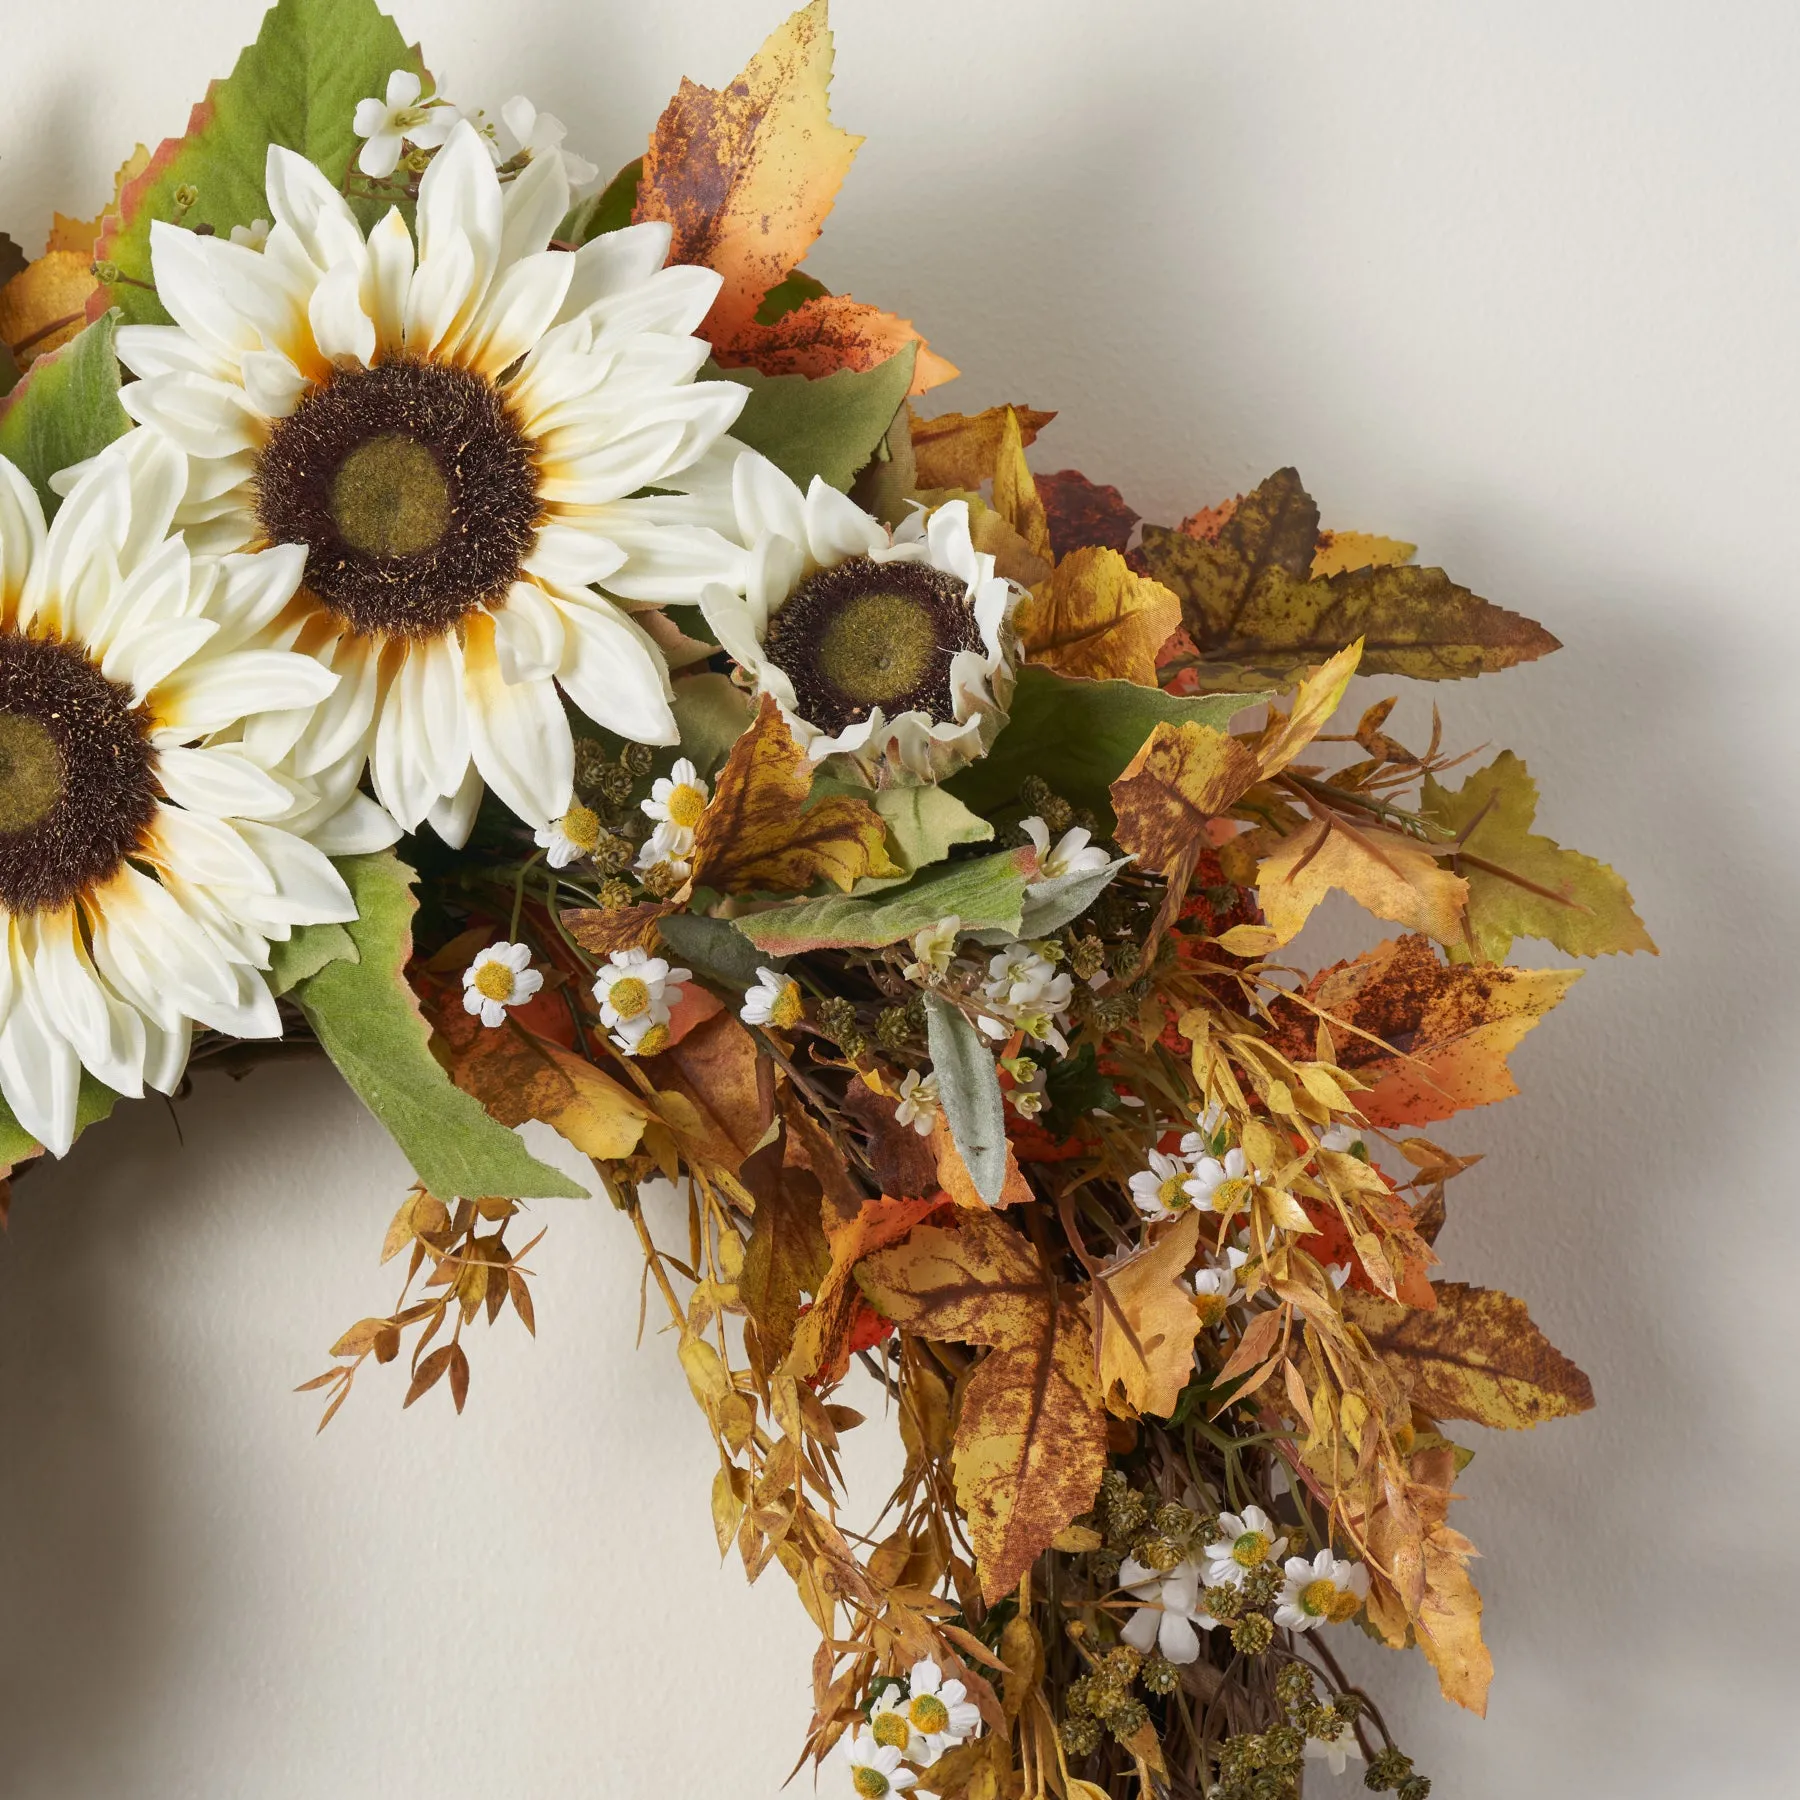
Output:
[[365, 206, 415, 353], [0, 960, 82, 1157], [157, 745, 297, 820], [152, 648, 338, 740], [265, 143, 368, 273], [553, 589, 679, 745], [491, 580, 567, 683], [463, 613, 573, 827], [309, 258, 377, 367]]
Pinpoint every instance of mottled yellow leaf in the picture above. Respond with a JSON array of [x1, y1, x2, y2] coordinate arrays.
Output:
[[1096, 1211, 1203, 1418], [0, 252, 99, 368], [1311, 530, 1415, 579], [991, 407, 1051, 565], [912, 404, 1056, 490], [1258, 815, 1470, 946], [1015, 546, 1181, 686]]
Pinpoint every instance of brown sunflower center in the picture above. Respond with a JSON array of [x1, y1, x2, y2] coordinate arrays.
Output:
[[255, 358, 542, 641], [0, 633, 157, 916], [761, 555, 980, 736]]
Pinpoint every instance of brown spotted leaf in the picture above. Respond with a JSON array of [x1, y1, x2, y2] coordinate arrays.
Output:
[[1095, 1211, 1203, 1418], [740, 1139, 831, 1365], [562, 902, 674, 958], [686, 695, 898, 895], [1344, 1282, 1594, 1430], [641, 1009, 776, 1172], [1037, 469, 1140, 561], [788, 1194, 945, 1381], [443, 1024, 650, 1161]]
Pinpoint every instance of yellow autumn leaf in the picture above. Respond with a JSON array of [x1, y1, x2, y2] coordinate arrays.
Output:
[[1095, 1211, 1203, 1418], [686, 694, 899, 895], [1344, 1282, 1595, 1429], [1310, 530, 1415, 578], [991, 407, 1052, 565], [1258, 814, 1470, 946], [444, 1024, 649, 1160], [1014, 546, 1181, 687], [0, 251, 98, 369], [912, 403, 1056, 490]]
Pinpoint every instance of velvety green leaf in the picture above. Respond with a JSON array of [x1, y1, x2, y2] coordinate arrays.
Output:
[[711, 342, 916, 492], [267, 919, 357, 997], [924, 994, 1009, 1208], [656, 912, 778, 990], [295, 852, 585, 1200], [983, 857, 1130, 945], [669, 672, 755, 777], [735, 848, 1034, 956], [1140, 468, 1559, 688], [559, 155, 642, 245], [96, 0, 427, 324], [0, 313, 131, 514], [812, 776, 993, 880], [947, 665, 1263, 825]]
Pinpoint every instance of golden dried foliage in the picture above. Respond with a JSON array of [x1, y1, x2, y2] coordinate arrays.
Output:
[[1094, 1211, 1204, 1418], [1013, 545, 1182, 687], [911, 403, 1056, 490]]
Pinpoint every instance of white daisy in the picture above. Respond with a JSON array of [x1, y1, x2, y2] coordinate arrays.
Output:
[[977, 943, 1072, 1052], [1305, 1714, 1365, 1777], [1179, 1100, 1227, 1159], [740, 966, 803, 1030], [1129, 1149, 1203, 1223], [115, 124, 746, 843], [633, 818, 694, 879], [1118, 1556, 1219, 1665], [492, 96, 600, 189], [691, 451, 1018, 784], [902, 914, 959, 983], [1192, 1245, 1250, 1326], [534, 802, 604, 869], [1187, 1146, 1259, 1218], [839, 1728, 916, 1799], [460, 941, 543, 1028], [1019, 814, 1111, 881], [0, 432, 352, 1154], [1318, 1123, 1367, 1156], [642, 756, 709, 832], [1274, 1549, 1370, 1632], [351, 69, 459, 181], [893, 1069, 940, 1136], [868, 1659, 981, 1767], [592, 946, 688, 1056], [1203, 1506, 1289, 1590]]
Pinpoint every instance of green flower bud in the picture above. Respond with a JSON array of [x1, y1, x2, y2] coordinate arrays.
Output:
[[1230, 1611, 1274, 1656]]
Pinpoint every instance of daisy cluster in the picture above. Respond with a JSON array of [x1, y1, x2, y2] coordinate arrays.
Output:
[[838, 1660, 982, 1799]]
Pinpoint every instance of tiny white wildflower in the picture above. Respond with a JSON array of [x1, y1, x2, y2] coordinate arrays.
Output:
[[592, 948, 689, 1056], [227, 218, 270, 250], [1187, 1146, 1258, 1217], [351, 69, 458, 179], [534, 802, 604, 870], [495, 95, 600, 188], [1118, 1556, 1220, 1664], [461, 941, 543, 1028], [1020, 814, 1113, 881], [1129, 1149, 1204, 1222], [642, 757, 710, 831], [1203, 1505, 1289, 1589], [634, 818, 694, 878], [839, 1728, 917, 1798], [741, 967, 804, 1031], [1275, 1549, 1370, 1632], [894, 1069, 941, 1136], [903, 915, 960, 983], [868, 1659, 982, 1766]]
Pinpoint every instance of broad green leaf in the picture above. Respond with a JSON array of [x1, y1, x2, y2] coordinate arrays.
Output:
[[0, 313, 131, 514], [1419, 751, 1655, 961], [96, 0, 427, 325], [711, 342, 916, 492], [559, 155, 642, 245], [295, 852, 585, 1199], [925, 994, 1009, 1208], [947, 665, 1264, 825], [670, 672, 755, 777], [0, 1074, 121, 1169], [736, 847, 1034, 957], [656, 912, 778, 990], [267, 919, 357, 997], [1140, 468, 1559, 689], [812, 776, 993, 880], [982, 857, 1129, 945]]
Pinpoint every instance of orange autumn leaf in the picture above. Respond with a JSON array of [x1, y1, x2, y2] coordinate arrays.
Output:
[[634, 0, 953, 394], [439, 1020, 650, 1161], [911, 404, 1057, 491], [685, 694, 899, 895], [0, 251, 99, 369], [642, 1008, 776, 1173], [930, 1114, 1032, 1209], [563, 901, 675, 958], [1095, 1210, 1204, 1419], [991, 406, 1052, 565], [1292, 933, 1579, 1127], [1014, 546, 1182, 687], [788, 1193, 946, 1381]]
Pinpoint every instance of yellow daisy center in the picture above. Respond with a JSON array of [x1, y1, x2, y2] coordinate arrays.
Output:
[[1231, 1529, 1271, 1569], [1328, 1587, 1363, 1623], [559, 803, 601, 853], [1300, 1577, 1339, 1617], [871, 1713, 910, 1751], [666, 783, 706, 830], [1157, 1172, 1192, 1213], [607, 976, 652, 1020], [767, 982, 804, 1030], [1208, 1176, 1253, 1216], [851, 1770, 890, 1800], [1193, 1292, 1229, 1329], [473, 961, 517, 1003], [633, 1021, 671, 1057], [908, 1694, 950, 1735]]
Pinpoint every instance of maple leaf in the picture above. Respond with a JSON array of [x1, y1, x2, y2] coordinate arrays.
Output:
[[1419, 750, 1655, 961], [685, 695, 899, 897], [910, 404, 1056, 490], [740, 1139, 831, 1367], [442, 1022, 650, 1161], [1111, 643, 1360, 875], [1311, 530, 1415, 579], [990, 406, 1053, 565], [789, 1194, 946, 1382], [1278, 934, 1579, 1127], [1140, 467, 1559, 690], [1257, 814, 1470, 946], [641, 1009, 776, 1173], [1344, 1282, 1594, 1430], [1013, 546, 1182, 687], [1094, 1211, 1204, 1418], [857, 1211, 1108, 1602], [634, 1, 953, 393], [1036, 469, 1141, 561]]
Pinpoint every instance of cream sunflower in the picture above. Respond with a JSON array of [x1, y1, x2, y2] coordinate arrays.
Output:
[[114, 121, 747, 842], [692, 451, 1018, 784], [0, 432, 353, 1154]]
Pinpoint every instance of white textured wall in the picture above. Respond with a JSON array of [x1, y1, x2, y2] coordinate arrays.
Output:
[[3, 2, 1792, 1795]]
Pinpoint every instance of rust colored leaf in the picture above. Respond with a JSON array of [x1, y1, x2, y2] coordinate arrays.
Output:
[[404, 1345, 454, 1409], [930, 1116, 1032, 1210], [911, 404, 1056, 490], [741, 1139, 831, 1365], [444, 1024, 650, 1161], [779, 1087, 867, 1231], [1036, 468, 1140, 561], [1096, 1211, 1203, 1418], [725, 293, 957, 393], [841, 1079, 940, 1200], [686, 695, 898, 896], [642, 1009, 776, 1172], [563, 902, 674, 957], [1014, 546, 1181, 687], [1345, 1282, 1594, 1429], [788, 1194, 945, 1381], [1281, 934, 1579, 1127]]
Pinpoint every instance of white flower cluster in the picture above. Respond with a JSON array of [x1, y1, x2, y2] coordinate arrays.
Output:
[[839, 1660, 981, 1797], [1128, 1109, 1261, 1223], [976, 943, 1074, 1053], [636, 757, 709, 878]]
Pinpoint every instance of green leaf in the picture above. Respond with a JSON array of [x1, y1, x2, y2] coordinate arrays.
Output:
[[711, 342, 916, 493], [267, 919, 358, 997], [755, 268, 830, 325], [811, 777, 993, 881], [559, 155, 642, 245], [1139, 468, 1560, 688], [0, 313, 131, 514], [670, 672, 755, 777], [96, 0, 428, 325], [947, 666, 1264, 826], [971, 857, 1130, 946], [924, 994, 1009, 1207], [735, 848, 1034, 957], [656, 912, 777, 990], [1042, 1043, 1117, 1140], [295, 852, 586, 1199], [0, 1074, 121, 1169], [1419, 751, 1655, 961]]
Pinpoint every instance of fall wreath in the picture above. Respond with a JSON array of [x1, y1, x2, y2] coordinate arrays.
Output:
[[0, 4, 1653, 1796]]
